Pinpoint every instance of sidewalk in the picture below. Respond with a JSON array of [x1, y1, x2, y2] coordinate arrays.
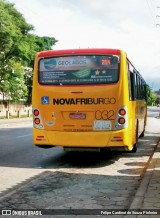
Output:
[[0, 117, 32, 125], [129, 140, 160, 211]]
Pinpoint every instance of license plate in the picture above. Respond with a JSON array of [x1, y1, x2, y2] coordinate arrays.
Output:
[[69, 113, 86, 119], [94, 120, 111, 130]]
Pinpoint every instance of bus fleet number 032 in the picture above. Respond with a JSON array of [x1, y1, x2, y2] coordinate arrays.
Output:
[[95, 110, 114, 120]]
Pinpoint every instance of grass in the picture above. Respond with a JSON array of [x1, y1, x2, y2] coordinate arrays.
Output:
[[0, 114, 32, 119]]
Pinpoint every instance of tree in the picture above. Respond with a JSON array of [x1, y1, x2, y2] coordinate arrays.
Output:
[[0, 60, 27, 105], [0, 0, 57, 105], [146, 86, 157, 106], [155, 96, 160, 106], [0, 0, 33, 103], [0, 0, 33, 60]]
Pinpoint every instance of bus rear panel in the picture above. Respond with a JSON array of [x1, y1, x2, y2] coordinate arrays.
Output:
[[32, 49, 147, 152]]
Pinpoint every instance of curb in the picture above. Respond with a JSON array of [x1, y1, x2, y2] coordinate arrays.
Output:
[[129, 139, 160, 209]]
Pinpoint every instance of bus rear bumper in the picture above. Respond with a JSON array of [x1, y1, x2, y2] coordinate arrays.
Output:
[[33, 128, 133, 150]]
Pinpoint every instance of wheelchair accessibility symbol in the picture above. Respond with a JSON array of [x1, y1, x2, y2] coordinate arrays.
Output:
[[42, 96, 49, 104]]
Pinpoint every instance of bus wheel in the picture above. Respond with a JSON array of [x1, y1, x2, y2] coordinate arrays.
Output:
[[139, 129, 145, 138], [140, 122, 145, 138], [131, 124, 138, 153], [35, 144, 53, 149]]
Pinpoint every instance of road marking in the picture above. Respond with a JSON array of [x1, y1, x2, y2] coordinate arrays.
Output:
[[16, 134, 32, 138]]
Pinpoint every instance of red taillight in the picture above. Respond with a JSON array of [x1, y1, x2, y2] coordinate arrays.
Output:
[[114, 106, 127, 130], [34, 118, 40, 124], [118, 117, 125, 124], [119, 109, 126, 116], [34, 109, 39, 116]]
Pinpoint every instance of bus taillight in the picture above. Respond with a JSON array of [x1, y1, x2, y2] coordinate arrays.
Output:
[[34, 109, 39, 116], [118, 117, 125, 124], [34, 118, 40, 125], [32, 107, 44, 129], [114, 106, 128, 130], [119, 109, 126, 116]]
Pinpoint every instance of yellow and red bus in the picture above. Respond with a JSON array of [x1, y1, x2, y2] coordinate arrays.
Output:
[[32, 48, 147, 152]]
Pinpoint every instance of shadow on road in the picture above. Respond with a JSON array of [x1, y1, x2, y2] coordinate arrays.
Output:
[[0, 126, 159, 171]]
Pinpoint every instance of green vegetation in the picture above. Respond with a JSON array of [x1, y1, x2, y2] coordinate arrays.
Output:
[[0, 114, 32, 119], [146, 86, 159, 106], [0, 0, 57, 105]]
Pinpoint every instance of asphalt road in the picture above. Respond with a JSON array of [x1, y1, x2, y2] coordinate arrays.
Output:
[[0, 107, 160, 214], [0, 123, 64, 169]]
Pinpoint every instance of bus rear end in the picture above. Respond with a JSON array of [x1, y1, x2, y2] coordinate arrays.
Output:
[[32, 49, 132, 151]]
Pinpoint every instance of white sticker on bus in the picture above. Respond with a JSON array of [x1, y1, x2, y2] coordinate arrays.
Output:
[[93, 120, 112, 130]]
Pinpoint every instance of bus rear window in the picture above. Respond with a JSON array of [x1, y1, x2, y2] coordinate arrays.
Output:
[[38, 55, 120, 85]]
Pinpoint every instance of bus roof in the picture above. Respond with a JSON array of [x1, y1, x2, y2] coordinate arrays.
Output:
[[37, 48, 121, 58]]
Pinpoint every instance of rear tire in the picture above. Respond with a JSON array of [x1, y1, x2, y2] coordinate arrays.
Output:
[[139, 130, 145, 138], [131, 123, 138, 153], [140, 121, 145, 138]]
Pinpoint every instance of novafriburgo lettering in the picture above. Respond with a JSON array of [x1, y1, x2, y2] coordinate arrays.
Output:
[[53, 98, 116, 105]]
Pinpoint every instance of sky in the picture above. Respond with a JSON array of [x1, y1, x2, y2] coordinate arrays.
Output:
[[7, 0, 160, 89]]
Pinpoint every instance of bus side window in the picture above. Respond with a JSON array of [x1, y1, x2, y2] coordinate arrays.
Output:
[[140, 78, 142, 99], [136, 74, 139, 99], [130, 72, 136, 100], [139, 77, 143, 99], [145, 84, 149, 101]]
